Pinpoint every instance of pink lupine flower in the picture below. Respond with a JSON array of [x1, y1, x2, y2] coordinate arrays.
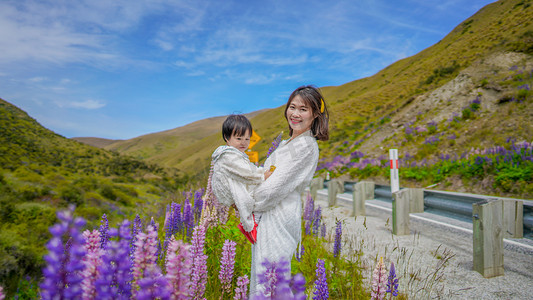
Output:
[[219, 240, 237, 293], [81, 230, 104, 300], [233, 275, 249, 300], [132, 225, 159, 295], [371, 257, 387, 300], [165, 236, 193, 300], [0, 286, 4, 300], [190, 225, 208, 300]]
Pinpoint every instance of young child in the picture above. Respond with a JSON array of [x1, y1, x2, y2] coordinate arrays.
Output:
[[211, 114, 273, 243]]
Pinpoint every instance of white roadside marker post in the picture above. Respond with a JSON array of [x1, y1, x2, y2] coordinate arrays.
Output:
[[390, 149, 409, 235], [389, 149, 399, 193]]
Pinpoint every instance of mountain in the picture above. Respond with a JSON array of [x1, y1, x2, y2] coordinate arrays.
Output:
[[0, 98, 191, 294], [81, 0, 532, 198], [72, 137, 119, 148], [75, 109, 271, 177]]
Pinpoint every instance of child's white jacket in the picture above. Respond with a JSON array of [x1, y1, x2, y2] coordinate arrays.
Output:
[[211, 145, 264, 232]]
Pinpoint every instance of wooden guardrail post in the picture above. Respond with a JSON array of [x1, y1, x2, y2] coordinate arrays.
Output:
[[361, 181, 375, 202], [327, 179, 344, 207], [352, 181, 375, 217], [309, 177, 324, 201], [392, 189, 410, 235], [473, 199, 504, 278], [409, 188, 424, 213], [503, 199, 523, 238]]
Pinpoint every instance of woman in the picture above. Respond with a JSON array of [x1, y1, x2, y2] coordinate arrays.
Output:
[[250, 85, 329, 295]]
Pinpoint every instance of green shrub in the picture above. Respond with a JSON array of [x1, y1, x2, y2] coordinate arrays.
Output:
[[99, 184, 117, 201], [59, 185, 84, 206], [517, 88, 530, 101], [462, 108, 473, 119]]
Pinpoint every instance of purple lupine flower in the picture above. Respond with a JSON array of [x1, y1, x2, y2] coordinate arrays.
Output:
[[265, 132, 284, 160], [190, 225, 208, 300], [295, 244, 305, 262], [194, 189, 204, 224], [234, 275, 249, 300], [0, 286, 5, 300], [333, 221, 342, 258], [321, 223, 327, 238], [183, 201, 194, 240], [132, 224, 159, 296], [313, 259, 329, 300], [172, 203, 182, 234], [149, 217, 158, 232], [386, 262, 399, 297], [81, 230, 104, 300], [371, 257, 387, 300], [303, 194, 315, 223], [291, 273, 307, 300], [136, 267, 171, 300], [165, 236, 193, 299], [219, 240, 237, 293], [305, 220, 312, 236], [423, 136, 439, 145], [95, 220, 133, 300], [350, 150, 365, 160], [256, 258, 291, 298], [99, 213, 110, 249], [312, 206, 322, 236], [40, 206, 87, 300]]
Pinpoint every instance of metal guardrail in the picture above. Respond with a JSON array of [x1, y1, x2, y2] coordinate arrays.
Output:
[[325, 180, 533, 236]]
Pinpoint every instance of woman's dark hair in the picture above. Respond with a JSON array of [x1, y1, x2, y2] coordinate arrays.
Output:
[[284, 85, 329, 141], [222, 114, 253, 142]]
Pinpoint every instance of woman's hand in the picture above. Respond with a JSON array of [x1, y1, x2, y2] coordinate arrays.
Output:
[[264, 169, 273, 180]]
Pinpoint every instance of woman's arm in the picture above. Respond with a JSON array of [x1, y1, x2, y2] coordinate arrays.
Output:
[[252, 137, 318, 212]]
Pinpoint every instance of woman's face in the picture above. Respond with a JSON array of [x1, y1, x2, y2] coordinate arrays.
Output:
[[286, 95, 315, 137]]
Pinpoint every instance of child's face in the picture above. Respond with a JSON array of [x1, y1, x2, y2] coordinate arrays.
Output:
[[226, 130, 251, 152]]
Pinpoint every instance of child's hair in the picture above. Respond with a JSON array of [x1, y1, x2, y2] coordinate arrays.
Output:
[[284, 85, 329, 141], [222, 114, 253, 142]]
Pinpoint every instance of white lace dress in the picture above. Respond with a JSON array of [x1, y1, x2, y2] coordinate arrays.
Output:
[[211, 146, 265, 232], [250, 130, 319, 295]]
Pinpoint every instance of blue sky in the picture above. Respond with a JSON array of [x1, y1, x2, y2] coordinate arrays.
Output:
[[0, 0, 495, 139]]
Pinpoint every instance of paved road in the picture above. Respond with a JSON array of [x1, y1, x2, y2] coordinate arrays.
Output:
[[314, 189, 533, 299]]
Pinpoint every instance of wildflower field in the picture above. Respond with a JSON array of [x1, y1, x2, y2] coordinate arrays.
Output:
[[0, 188, 409, 299], [318, 139, 533, 198]]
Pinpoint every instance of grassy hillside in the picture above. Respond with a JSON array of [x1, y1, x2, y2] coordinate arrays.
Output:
[[72, 136, 118, 148], [0, 98, 197, 295], [91, 0, 532, 197]]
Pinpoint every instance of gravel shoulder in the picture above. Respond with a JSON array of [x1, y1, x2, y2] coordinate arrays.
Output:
[[313, 189, 533, 299]]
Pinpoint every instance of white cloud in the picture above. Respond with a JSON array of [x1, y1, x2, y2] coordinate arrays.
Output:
[[56, 99, 106, 110], [29, 77, 47, 82], [154, 39, 174, 51], [186, 70, 205, 76], [244, 74, 278, 85]]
